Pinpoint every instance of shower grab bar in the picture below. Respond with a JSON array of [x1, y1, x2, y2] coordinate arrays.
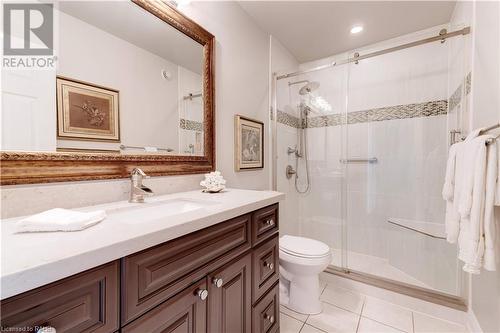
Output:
[[340, 157, 378, 164]]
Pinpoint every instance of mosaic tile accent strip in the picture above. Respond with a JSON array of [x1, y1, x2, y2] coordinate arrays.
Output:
[[312, 100, 447, 127], [465, 72, 471, 95], [179, 118, 203, 131], [449, 85, 463, 111], [307, 114, 342, 128], [448, 72, 472, 111], [277, 110, 301, 128], [277, 100, 448, 128]]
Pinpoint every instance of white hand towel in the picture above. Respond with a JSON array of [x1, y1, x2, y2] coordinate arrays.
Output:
[[443, 143, 459, 201], [443, 129, 482, 243], [16, 208, 106, 233], [458, 136, 487, 218], [483, 139, 498, 271], [458, 135, 498, 273]]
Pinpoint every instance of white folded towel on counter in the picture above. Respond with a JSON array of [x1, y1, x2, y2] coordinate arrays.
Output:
[[16, 208, 106, 233]]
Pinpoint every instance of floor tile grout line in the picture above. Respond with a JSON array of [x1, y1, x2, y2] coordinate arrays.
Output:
[[280, 306, 309, 323], [355, 299, 366, 333], [281, 311, 306, 324], [358, 314, 409, 333], [411, 309, 467, 328], [303, 322, 332, 333], [298, 320, 307, 333], [319, 297, 365, 317]]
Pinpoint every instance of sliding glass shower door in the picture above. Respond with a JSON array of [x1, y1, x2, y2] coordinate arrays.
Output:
[[342, 29, 466, 296], [273, 25, 469, 299]]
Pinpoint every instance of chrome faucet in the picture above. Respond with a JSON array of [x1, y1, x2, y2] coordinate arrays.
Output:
[[129, 168, 154, 203]]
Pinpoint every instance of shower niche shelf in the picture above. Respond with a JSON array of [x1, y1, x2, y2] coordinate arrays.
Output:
[[387, 218, 446, 239]]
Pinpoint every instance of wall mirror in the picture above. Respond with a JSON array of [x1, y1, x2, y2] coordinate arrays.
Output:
[[1, 0, 215, 184]]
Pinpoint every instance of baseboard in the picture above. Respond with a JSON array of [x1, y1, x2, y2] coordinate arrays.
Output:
[[467, 309, 483, 333]]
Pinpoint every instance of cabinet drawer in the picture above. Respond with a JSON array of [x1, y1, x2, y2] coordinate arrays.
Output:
[[252, 204, 278, 246], [252, 235, 279, 303], [252, 283, 279, 333], [122, 278, 207, 333], [0, 261, 119, 333], [122, 214, 251, 324]]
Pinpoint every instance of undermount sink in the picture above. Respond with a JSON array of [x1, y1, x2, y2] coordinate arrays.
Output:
[[107, 198, 218, 223]]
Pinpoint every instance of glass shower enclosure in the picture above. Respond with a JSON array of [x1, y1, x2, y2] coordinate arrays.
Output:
[[272, 25, 470, 304]]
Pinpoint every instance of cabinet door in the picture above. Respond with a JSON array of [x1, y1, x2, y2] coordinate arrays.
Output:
[[208, 253, 252, 333], [122, 279, 207, 333]]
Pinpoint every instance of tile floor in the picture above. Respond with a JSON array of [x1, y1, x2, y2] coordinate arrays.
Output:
[[279, 282, 467, 333]]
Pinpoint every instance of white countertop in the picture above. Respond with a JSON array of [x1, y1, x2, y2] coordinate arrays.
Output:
[[1, 188, 284, 299]]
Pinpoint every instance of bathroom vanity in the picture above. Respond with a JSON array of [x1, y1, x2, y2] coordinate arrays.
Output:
[[0, 189, 283, 332]]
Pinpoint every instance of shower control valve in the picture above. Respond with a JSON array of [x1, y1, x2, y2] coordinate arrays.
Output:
[[286, 165, 296, 179]]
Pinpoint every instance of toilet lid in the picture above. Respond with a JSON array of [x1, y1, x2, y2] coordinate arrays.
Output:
[[279, 235, 330, 258]]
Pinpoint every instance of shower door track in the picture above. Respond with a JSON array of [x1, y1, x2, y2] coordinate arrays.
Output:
[[276, 26, 470, 80], [325, 265, 467, 311]]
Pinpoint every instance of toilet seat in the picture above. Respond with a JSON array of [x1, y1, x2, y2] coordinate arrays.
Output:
[[279, 235, 330, 259]]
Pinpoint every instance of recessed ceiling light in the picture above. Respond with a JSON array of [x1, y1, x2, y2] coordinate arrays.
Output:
[[350, 25, 363, 34]]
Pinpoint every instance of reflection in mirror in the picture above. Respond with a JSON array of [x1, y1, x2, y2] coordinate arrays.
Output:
[[1, 1, 205, 156]]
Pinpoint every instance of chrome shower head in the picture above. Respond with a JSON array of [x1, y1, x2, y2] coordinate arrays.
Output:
[[299, 81, 320, 95]]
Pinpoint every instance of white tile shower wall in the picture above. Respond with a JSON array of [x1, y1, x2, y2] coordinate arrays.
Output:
[[1, 2, 272, 219], [291, 25, 459, 294]]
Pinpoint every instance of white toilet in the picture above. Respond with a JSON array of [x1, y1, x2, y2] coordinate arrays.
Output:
[[279, 235, 331, 315]]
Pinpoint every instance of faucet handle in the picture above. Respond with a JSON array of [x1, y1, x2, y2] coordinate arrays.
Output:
[[131, 168, 149, 178]]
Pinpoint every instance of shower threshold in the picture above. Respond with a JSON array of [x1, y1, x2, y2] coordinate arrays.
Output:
[[325, 265, 467, 311]]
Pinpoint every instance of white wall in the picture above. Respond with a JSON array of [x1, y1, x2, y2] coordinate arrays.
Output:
[[58, 11, 180, 151], [178, 66, 203, 154], [271, 36, 301, 237], [1, 1, 273, 219], [457, 0, 500, 331], [181, 1, 270, 190]]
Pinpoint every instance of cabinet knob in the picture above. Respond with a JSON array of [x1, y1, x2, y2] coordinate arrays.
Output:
[[196, 289, 208, 301], [264, 314, 275, 324], [213, 277, 223, 288], [265, 218, 274, 226], [264, 262, 274, 270]]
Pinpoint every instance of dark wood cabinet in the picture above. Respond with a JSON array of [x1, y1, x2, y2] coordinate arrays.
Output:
[[121, 213, 251, 324], [1, 203, 280, 333], [122, 279, 207, 333], [252, 283, 280, 333], [0, 261, 119, 333], [252, 204, 279, 246], [208, 253, 252, 333], [252, 235, 279, 303]]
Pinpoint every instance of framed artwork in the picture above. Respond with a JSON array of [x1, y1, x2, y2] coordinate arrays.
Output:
[[56, 76, 120, 142], [234, 115, 264, 171]]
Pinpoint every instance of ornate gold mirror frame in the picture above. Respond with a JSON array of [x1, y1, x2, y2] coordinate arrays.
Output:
[[0, 0, 215, 185]]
